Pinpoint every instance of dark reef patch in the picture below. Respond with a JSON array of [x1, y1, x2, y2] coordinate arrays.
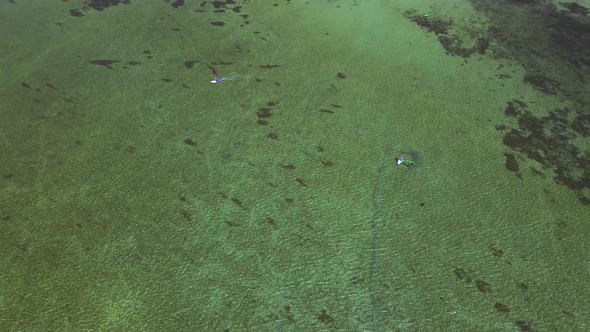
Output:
[[231, 197, 244, 208], [560, 2, 589, 15], [504, 153, 521, 176], [260, 64, 281, 69], [211, 61, 233, 66], [318, 309, 334, 323], [453, 267, 473, 283], [88, 59, 120, 69], [184, 60, 199, 69], [69, 9, 85, 17], [256, 108, 272, 118], [212, 0, 237, 9], [515, 320, 533, 331], [410, 13, 452, 35], [498, 100, 590, 205], [495, 302, 510, 313], [170, 0, 185, 9], [183, 138, 197, 146], [437, 0, 590, 206], [475, 280, 492, 293], [523, 74, 563, 95], [504, 100, 526, 116], [405, 10, 489, 58], [321, 160, 334, 167], [490, 246, 504, 257], [295, 178, 307, 187], [83, 0, 130, 12]]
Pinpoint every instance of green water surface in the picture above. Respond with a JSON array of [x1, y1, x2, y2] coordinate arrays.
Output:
[[1, 0, 588, 331]]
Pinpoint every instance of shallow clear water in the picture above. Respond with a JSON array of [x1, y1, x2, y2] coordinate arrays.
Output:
[[1, 0, 588, 331]]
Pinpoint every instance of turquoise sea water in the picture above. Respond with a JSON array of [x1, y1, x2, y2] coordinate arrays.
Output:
[[1, 0, 588, 331]]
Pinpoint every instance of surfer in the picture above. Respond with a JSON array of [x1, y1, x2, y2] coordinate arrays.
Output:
[[396, 155, 415, 167]]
